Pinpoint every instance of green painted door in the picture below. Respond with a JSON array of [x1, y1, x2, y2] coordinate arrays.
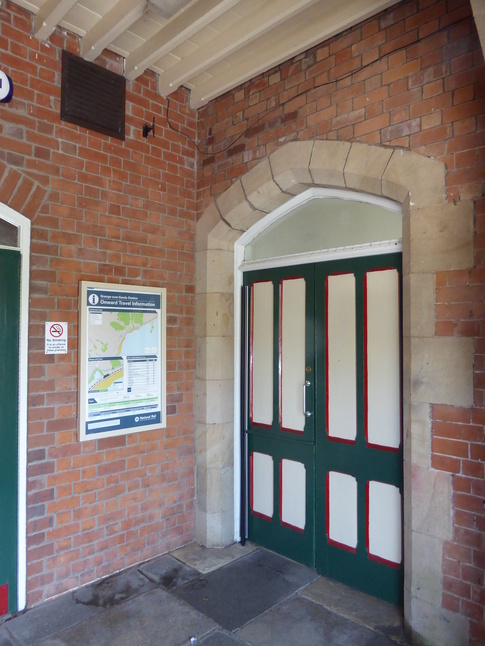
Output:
[[245, 264, 315, 566], [245, 253, 403, 604], [0, 248, 20, 615]]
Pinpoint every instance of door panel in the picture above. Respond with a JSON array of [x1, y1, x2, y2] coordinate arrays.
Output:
[[326, 273, 357, 443], [0, 248, 20, 615], [367, 480, 402, 566], [250, 280, 274, 427], [327, 470, 358, 551], [280, 277, 306, 433], [365, 268, 401, 449]]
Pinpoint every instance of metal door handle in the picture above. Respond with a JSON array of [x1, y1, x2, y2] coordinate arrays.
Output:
[[303, 380, 312, 417]]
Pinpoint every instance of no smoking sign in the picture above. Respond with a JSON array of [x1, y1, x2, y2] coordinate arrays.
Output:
[[45, 322, 68, 354]]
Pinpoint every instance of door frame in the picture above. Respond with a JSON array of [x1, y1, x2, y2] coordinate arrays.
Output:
[[233, 187, 402, 541], [0, 201, 31, 613]]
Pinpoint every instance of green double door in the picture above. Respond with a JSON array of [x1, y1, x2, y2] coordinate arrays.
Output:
[[245, 253, 403, 604], [0, 249, 20, 616]]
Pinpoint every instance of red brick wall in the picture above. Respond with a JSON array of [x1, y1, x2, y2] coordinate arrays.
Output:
[[196, 0, 484, 642], [1, 1, 196, 605], [434, 194, 485, 643]]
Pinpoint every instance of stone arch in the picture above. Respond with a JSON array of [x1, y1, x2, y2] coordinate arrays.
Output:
[[195, 140, 474, 641]]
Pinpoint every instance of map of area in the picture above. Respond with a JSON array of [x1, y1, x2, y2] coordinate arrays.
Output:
[[88, 310, 159, 396]]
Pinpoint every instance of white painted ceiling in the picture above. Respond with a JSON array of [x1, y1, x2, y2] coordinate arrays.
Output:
[[9, 0, 401, 108]]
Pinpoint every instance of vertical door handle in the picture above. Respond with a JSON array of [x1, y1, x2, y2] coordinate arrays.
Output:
[[303, 380, 312, 417]]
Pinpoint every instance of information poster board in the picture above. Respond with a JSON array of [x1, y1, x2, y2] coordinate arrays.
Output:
[[78, 281, 166, 441]]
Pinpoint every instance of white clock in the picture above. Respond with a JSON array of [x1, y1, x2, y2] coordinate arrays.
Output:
[[0, 71, 13, 103]]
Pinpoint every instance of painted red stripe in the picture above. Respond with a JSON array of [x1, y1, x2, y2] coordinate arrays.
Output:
[[249, 283, 255, 425], [0, 583, 8, 616], [279, 459, 282, 521], [250, 452, 254, 513], [364, 272, 369, 446], [367, 441, 400, 453], [365, 480, 370, 557], [368, 552, 402, 569], [279, 279, 283, 428], [325, 275, 329, 438]]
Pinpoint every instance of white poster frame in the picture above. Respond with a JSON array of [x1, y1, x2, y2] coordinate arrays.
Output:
[[78, 281, 166, 441]]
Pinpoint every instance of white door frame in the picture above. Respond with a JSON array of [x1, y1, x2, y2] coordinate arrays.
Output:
[[0, 202, 31, 612], [232, 187, 402, 540]]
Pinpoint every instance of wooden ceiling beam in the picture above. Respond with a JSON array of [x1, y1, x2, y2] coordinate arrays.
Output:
[[158, 0, 319, 97], [35, 0, 78, 41], [124, 0, 239, 81], [81, 0, 148, 62]]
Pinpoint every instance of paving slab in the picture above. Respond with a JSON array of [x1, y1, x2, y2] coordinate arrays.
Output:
[[174, 549, 318, 632], [139, 554, 199, 590], [236, 596, 378, 646], [36, 587, 216, 646], [73, 565, 155, 609], [0, 624, 16, 646], [198, 629, 249, 645], [5, 590, 104, 645], [371, 636, 402, 646], [172, 542, 257, 574], [300, 576, 408, 644]]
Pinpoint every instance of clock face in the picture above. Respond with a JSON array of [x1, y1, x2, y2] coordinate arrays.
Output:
[[0, 71, 13, 103]]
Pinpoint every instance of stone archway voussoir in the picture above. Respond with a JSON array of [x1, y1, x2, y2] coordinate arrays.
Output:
[[240, 158, 283, 213], [269, 140, 314, 194], [382, 148, 446, 208], [310, 140, 351, 188], [344, 143, 393, 196]]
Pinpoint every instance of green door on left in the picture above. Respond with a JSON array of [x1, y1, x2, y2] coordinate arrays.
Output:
[[0, 248, 20, 615]]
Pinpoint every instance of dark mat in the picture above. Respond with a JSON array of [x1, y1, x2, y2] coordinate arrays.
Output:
[[174, 548, 318, 631], [236, 595, 379, 646], [139, 554, 199, 590]]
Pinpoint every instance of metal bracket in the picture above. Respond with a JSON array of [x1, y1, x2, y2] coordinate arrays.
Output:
[[143, 117, 155, 138]]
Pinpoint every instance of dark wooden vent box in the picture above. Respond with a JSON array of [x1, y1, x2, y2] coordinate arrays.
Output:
[[61, 50, 125, 141]]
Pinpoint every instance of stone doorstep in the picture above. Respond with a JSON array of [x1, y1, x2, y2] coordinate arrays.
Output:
[[171, 540, 257, 574], [300, 576, 408, 645]]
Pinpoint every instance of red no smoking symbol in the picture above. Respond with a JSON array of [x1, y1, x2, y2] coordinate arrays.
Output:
[[50, 323, 64, 338]]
